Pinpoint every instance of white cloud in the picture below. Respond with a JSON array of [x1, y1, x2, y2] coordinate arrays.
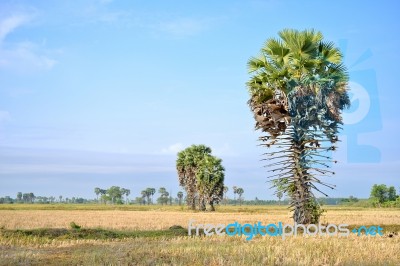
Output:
[[0, 15, 29, 42], [0, 14, 57, 73], [0, 41, 57, 71], [160, 143, 184, 154], [156, 17, 214, 38], [0, 163, 174, 175], [213, 143, 237, 157], [0, 147, 176, 174]]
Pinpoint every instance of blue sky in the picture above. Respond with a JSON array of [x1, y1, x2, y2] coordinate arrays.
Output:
[[0, 0, 399, 200]]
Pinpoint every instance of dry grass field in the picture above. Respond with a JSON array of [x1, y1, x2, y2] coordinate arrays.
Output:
[[0, 205, 399, 265]]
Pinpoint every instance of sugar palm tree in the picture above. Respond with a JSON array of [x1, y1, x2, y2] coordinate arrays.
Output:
[[141, 190, 147, 205], [158, 187, 169, 205], [94, 187, 101, 203], [247, 29, 350, 224], [148, 188, 156, 204], [121, 188, 130, 204], [176, 145, 212, 210], [236, 188, 244, 205], [145, 188, 154, 205], [232, 186, 238, 205], [196, 155, 225, 211]]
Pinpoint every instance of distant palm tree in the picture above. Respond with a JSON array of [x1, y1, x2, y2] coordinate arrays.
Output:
[[158, 187, 169, 205], [223, 186, 229, 205], [232, 186, 238, 205], [121, 188, 130, 204], [247, 29, 350, 223], [29, 193, 35, 203], [94, 187, 101, 203], [236, 188, 244, 205], [99, 189, 107, 204], [141, 190, 147, 205], [148, 188, 156, 204], [145, 188, 154, 205], [177, 191, 184, 206]]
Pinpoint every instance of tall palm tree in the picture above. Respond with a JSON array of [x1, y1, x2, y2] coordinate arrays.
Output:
[[247, 29, 350, 224], [176, 145, 212, 210], [196, 154, 225, 211]]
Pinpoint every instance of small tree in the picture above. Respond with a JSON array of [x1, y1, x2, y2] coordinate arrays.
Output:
[[107, 186, 123, 204], [94, 187, 101, 203], [120, 188, 130, 204], [22, 193, 29, 203], [141, 190, 148, 205], [49, 196, 55, 203], [370, 184, 388, 205], [29, 193, 35, 203], [177, 191, 184, 206], [236, 188, 244, 205], [99, 189, 107, 204], [135, 197, 143, 205], [145, 188, 153, 205], [17, 192, 22, 203], [276, 191, 283, 204], [100, 194, 110, 204], [158, 187, 169, 205], [232, 186, 238, 205], [388, 186, 397, 201], [271, 179, 285, 205], [148, 188, 156, 204], [124, 188, 131, 204]]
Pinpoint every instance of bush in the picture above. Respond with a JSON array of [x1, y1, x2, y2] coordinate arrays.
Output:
[[70, 221, 81, 230]]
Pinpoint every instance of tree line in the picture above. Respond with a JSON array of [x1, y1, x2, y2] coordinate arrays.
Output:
[[1, 184, 398, 207], [0, 192, 90, 204], [94, 186, 130, 204], [337, 184, 399, 207]]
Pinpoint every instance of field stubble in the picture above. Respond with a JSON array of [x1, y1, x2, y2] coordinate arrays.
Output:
[[0, 205, 399, 265], [0, 205, 399, 230]]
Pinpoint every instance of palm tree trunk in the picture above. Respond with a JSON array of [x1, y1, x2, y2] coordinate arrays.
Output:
[[199, 198, 206, 211], [186, 190, 196, 210], [210, 201, 215, 211], [292, 134, 313, 224]]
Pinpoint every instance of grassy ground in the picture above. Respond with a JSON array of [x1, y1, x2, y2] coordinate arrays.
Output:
[[0, 204, 399, 265]]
